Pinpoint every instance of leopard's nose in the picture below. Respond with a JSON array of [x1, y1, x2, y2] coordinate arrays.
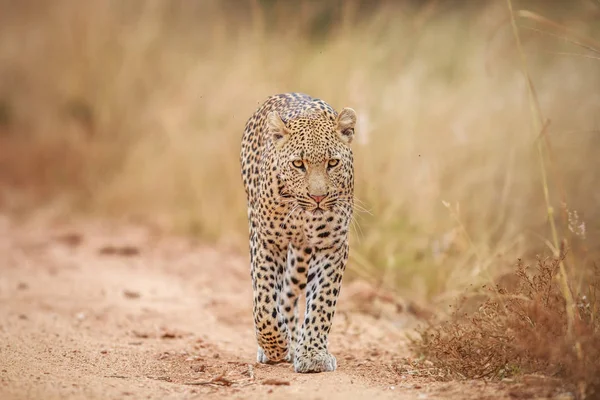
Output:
[[309, 194, 327, 204]]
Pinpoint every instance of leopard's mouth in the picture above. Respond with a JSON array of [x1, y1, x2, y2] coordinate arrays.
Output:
[[292, 197, 335, 215], [305, 204, 333, 217]]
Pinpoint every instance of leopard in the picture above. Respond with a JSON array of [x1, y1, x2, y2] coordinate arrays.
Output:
[[240, 92, 357, 373]]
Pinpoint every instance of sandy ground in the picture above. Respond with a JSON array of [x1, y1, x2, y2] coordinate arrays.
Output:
[[0, 213, 544, 400]]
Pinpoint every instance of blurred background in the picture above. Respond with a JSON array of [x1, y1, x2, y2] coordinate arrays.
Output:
[[0, 0, 598, 305]]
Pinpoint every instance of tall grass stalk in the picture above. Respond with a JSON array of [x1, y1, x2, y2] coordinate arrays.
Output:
[[506, 0, 577, 341]]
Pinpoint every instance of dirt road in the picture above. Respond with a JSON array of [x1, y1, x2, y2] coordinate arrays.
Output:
[[0, 213, 519, 399]]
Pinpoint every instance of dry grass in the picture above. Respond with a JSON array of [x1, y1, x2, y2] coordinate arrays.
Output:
[[408, 3, 600, 397], [413, 254, 600, 398], [0, 0, 599, 302]]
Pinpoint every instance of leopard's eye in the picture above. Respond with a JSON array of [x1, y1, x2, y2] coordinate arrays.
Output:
[[327, 159, 340, 168], [291, 160, 305, 169]]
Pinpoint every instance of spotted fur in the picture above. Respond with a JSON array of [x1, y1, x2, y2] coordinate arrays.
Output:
[[240, 93, 356, 373]]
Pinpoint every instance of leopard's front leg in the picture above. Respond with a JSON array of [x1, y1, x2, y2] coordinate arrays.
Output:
[[279, 243, 311, 362], [294, 240, 348, 373], [251, 232, 290, 363]]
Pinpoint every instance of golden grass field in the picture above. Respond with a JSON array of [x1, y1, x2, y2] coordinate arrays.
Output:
[[1, 0, 599, 291], [1, 0, 600, 394], [2, 0, 598, 299]]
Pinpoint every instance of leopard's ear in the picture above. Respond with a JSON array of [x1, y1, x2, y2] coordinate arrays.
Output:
[[267, 111, 290, 148], [336, 108, 356, 144]]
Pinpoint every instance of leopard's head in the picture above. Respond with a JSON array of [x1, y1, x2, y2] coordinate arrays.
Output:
[[268, 106, 356, 215]]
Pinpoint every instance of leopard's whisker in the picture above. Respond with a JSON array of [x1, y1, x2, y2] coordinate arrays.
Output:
[[334, 204, 363, 243], [336, 195, 373, 215]]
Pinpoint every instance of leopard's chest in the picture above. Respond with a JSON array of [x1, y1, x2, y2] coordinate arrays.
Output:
[[256, 202, 347, 249]]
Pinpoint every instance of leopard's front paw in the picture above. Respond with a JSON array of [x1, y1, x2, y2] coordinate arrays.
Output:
[[257, 347, 290, 364], [257, 347, 271, 364], [293, 351, 337, 373], [284, 348, 295, 363]]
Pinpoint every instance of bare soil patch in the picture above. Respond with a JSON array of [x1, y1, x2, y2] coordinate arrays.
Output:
[[0, 213, 541, 399]]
